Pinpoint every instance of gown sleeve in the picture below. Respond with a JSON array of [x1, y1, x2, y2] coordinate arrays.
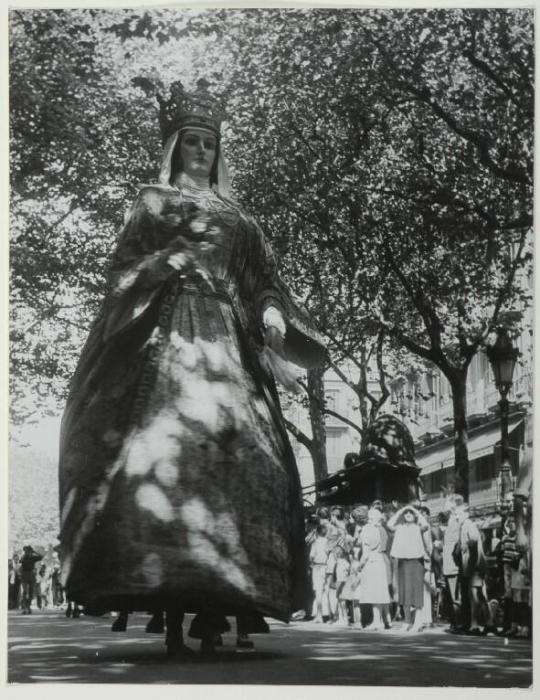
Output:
[[242, 219, 326, 369], [102, 187, 198, 341]]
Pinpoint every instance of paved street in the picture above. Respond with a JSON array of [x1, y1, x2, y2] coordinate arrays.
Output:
[[7, 609, 532, 686]]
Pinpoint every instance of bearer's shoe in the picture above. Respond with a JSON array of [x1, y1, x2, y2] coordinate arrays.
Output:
[[111, 613, 128, 632], [145, 613, 165, 634], [236, 634, 255, 652], [200, 637, 218, 658]]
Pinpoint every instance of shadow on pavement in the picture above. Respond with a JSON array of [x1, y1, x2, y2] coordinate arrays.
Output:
[[8, 611, 533, 686]]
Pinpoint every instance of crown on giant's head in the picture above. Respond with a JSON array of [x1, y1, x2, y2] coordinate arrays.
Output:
[[157, 79, 224, 144]]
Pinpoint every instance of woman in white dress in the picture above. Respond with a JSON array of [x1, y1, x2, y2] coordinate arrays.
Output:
[[356, 509, 391, 630]]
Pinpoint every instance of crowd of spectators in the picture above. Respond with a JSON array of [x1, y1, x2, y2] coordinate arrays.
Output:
[[304, 495, 531, 638], [8, 543, 82, 617], [9, 497, 531, 642]]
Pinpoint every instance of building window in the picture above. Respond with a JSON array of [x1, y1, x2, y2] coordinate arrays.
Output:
[[474, 454, 495, 482], [422, 468, 447, 494]]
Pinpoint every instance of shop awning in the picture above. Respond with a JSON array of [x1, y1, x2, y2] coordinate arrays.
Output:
[[416, 444, 455, 474], [417, 417, 523, 476]]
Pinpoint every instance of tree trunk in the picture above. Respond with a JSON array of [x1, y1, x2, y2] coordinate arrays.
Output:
[[450, 371, 470, 501], [307, 367, 328, 482]]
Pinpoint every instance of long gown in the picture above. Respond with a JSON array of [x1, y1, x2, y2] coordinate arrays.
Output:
[[356, 523, 391, 605], [58, 184, 325, 623]]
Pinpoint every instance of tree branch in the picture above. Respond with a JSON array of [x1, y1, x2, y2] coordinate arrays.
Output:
[[324, 409, 364, 437], [360, 23, 531, 185], [404, 84, 531, 185], [373, 329, 391, 415], [382, 242, 443, 352], [487, 229, 530, 336], [283, 418, 313, 452], [323, 328, 365, 378], [325, 355, 361, 397], [297, 377, 363, 437], [463, 50, 523, 112], [381, 320, 444, 369]]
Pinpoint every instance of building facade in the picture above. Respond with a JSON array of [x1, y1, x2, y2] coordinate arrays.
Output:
[[392, 345, 532, 517], [289, 331, 532, 517]]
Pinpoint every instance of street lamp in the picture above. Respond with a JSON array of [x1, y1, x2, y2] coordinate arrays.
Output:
[[486, 327, 519, 514]]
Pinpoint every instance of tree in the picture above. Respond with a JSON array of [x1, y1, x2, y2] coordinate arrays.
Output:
[[282, 368, 329, 483], [358, 9, 533, 498], [9, 8, 235, 422], [223, 7, 533, 498], [10, 8, 534, 502]]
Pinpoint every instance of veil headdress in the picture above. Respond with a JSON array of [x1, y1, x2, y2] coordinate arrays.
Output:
[[156, 79, 231, 197]]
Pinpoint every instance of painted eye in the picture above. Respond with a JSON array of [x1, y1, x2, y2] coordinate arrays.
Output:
[[204, 139, 216, 150]]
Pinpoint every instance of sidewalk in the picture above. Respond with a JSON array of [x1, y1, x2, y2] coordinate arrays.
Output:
[[7, 609, 533, 686]]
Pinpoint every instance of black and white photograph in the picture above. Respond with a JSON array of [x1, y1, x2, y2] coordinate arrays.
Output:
[[6, 1, 534, 689]]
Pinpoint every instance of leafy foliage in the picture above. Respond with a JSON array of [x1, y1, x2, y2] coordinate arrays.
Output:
[[10, 9, 533, 497], [9, 439, 60, 551], [222, 8, 533, 495]]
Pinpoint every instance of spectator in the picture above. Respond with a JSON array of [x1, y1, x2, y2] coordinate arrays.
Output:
[[330, 506, 347, 543], [371, 500, 384, 513], [496, 515, 518, 635], [309, 523, 329, 623], [343, 506, 369, 627], [432, 512, 447, 621], [19, 545, 43, 614], [441, 494, 465, 632], [455, 504, 489, 635], [356, 508, 392, 630], [318, 507, 342, 621], [342, 550, 362, 628], [302, 512, 320, 619], [333, 544, 351, 627], [387, 504, 430, 632], [305, 513, 319, 549], [8, 555, 21, 610], [51, 561, 64, 608], [35, 564, 51, 609], [497, 510, 531, 639], [351, 506, 369, 544], [509, 546, 531, 639], [374, 507, 393, 627], [384, 502, 400, 619], [415, 505, 435, 629]]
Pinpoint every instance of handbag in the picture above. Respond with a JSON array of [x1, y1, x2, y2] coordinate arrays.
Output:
[[452, 540, 462, 568]]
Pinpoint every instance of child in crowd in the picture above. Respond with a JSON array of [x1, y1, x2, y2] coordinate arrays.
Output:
[[497, 515, 518, 635], [344, 506, 369, 627], [333, 544, 351, 627], [309, 523, 328, 623], [415, 505, 434, 629], [509, 547, 531, 638], [35, 564, 50, 609]]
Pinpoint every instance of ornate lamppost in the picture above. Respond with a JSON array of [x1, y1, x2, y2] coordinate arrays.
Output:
[[486, 327, 519, 516]]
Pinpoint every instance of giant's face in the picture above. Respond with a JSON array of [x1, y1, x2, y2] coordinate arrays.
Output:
[[179, 128, 217, 179]]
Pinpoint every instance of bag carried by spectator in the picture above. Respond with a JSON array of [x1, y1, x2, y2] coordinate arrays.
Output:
[[452, 540, 462, 569]]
